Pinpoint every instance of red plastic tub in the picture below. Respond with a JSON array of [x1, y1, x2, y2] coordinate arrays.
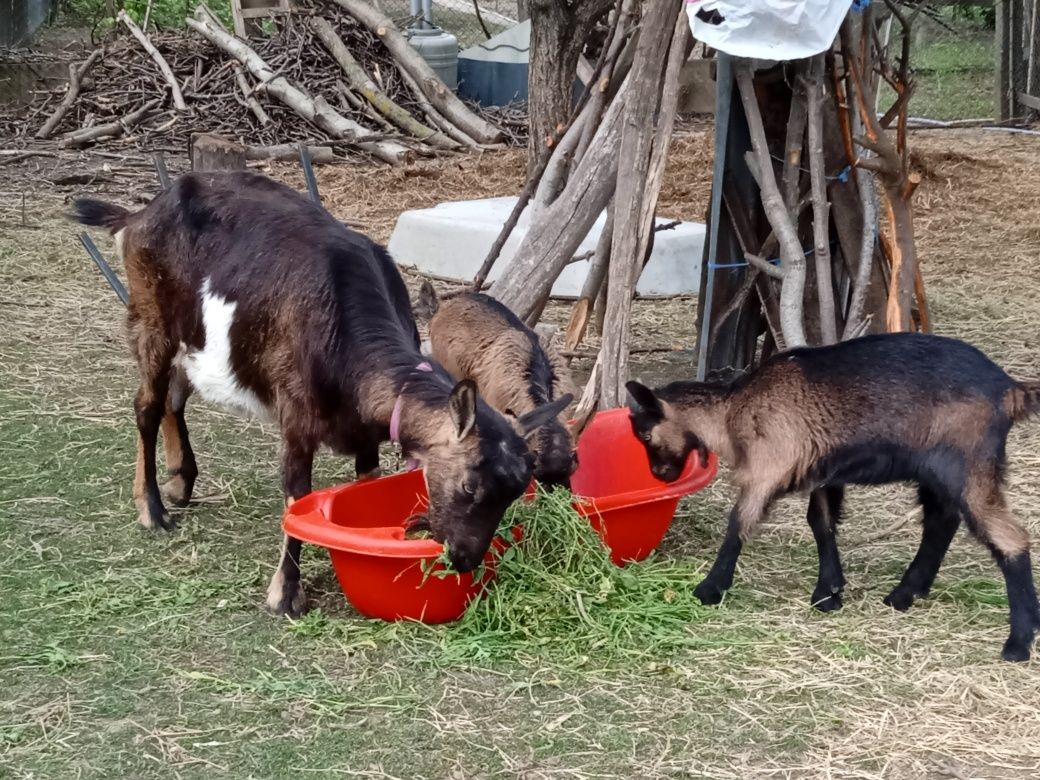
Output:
[[283, 406, 718, 622], [282, 469, 521, 624], [571, 407, 718, 565]]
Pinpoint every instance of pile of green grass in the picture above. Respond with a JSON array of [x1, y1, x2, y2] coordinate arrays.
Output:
[[431, 488, 727, 663]]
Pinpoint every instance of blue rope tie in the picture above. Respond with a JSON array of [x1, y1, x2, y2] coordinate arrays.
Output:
[[851, 0, 870, 11], [708, 242, 841, 271]]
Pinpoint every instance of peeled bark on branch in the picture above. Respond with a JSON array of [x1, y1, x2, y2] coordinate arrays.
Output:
[[36, 49, 103, 140], [564, 201, 615, 350], [311, 17, 457, 149], [186, 9, 411, 165], [843, 12, 920, 333], [118, 10, 187, 111], [329, 0, 502, 144]]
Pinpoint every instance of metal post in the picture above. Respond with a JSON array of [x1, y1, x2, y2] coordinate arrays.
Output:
[[695, 53, 732, 382], [79, 233, 129, 306], [153, 151, 171, 190], [298, 142, 322, 206]]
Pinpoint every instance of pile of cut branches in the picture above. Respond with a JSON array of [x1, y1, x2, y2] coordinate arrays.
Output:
[[1, 0, 510, 163]]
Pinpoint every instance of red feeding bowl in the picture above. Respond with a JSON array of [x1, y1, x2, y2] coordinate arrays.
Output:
[[283, 469, 522, 624], [571, 407, 718, 565], [283, 406, 717, 623]]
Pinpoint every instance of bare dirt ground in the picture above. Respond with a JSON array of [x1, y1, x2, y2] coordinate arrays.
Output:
[[2, 127, 1039, 779]]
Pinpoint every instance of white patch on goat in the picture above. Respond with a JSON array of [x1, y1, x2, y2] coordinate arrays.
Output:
[[419, 338, 433, 357], [173, 278, 273, 421], [113, 228, 126, 262]]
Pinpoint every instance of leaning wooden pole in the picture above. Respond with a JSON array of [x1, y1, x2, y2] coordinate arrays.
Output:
[[600, 0, 688, 407]]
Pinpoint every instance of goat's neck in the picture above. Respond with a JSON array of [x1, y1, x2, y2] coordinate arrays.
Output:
[[675, 399, 735, 464]]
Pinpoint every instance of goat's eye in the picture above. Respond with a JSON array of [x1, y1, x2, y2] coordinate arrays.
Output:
[[461, 481, 475, 496]]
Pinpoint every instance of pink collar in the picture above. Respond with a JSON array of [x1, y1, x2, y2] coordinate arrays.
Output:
[[390, 361, 433, 469]]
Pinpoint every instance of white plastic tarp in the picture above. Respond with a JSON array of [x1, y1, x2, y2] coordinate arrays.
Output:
[[686, 0, 854, 61]]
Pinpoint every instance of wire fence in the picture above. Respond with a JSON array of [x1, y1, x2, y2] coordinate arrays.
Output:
[[378, 0, 522, 49]]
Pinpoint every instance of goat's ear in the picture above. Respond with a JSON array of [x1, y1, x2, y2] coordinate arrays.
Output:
[[415, 280, 439, 321], [516, 393, 574, 437], [626, 381, 663, 421], [448, 379, 478, 440]]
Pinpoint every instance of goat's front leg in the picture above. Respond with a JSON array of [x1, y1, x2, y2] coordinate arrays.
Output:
[[807, 486, 846, 611], [354, 431, 382, 480], [267, 432, 315, 618], [694, 488, 771, 605]]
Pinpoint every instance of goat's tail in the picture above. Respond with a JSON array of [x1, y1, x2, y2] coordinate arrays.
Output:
[[70, 199, 131, 233], [1004, 380, 1040, 423]]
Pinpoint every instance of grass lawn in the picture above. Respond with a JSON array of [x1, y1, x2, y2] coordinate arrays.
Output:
[[1, 131, 1039, 780]]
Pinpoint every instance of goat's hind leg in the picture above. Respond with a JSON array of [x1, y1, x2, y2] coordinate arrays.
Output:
[[160, 367, 197, 507], [808, 486, 846, 612], [884, 483, 959, 611], [133, 358, 172, 530], [963, 480, 1040, 662]]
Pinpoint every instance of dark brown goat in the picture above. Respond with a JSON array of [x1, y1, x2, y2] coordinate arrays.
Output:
[[71, 171, 566, 617], [626, 332, 1040, 662], [417, 281, 577, 488]]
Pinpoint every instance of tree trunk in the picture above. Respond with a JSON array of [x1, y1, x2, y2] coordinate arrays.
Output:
[[490, 75, 631, 321], [527, 1, 583, 174], [600, 0, 687, 407]]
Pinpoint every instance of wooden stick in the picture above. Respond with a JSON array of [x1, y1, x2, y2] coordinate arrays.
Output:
[[601, 1, 688, 406], [395, 64, 478, 147], [311, 17, 457, 149], [59, 99, 159, 148], [36, 49, 103, 140], [336, 81, 396, 132], [735, 60, 807, 347], [244, 143, 335, 162], [234, 64, 271, 126], [805, 54, 837, 345], [329, 0, 503, 144], [118, 11, 187, 111], [781, 68, 808, 215], [186, 9, 411, 165], [564, 201, 615, 350]]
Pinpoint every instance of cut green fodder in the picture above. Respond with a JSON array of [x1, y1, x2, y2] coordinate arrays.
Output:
[[435, 488, 750, 663]]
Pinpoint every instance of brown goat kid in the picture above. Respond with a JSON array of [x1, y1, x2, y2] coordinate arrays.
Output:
[[626, 332, 1040, 662], [72, 171, 565, 617], [417, 282, 577, 489]]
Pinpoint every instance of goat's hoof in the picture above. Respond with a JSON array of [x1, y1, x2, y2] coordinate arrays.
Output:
[[161, 475, 193, 507], [267, 581, 308, 619], [1001, 636, 1033, 663], [136, 500, 172, 531], [694, 580, 725, 606], [812, 589, 843, 612], [883, 587, 916, 612]]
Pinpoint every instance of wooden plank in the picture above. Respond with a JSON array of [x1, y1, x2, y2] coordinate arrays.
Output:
[[1016, 90, 1040, 111]]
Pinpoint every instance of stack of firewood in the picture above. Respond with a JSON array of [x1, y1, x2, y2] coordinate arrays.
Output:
[[2, 0, 517, 163]]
